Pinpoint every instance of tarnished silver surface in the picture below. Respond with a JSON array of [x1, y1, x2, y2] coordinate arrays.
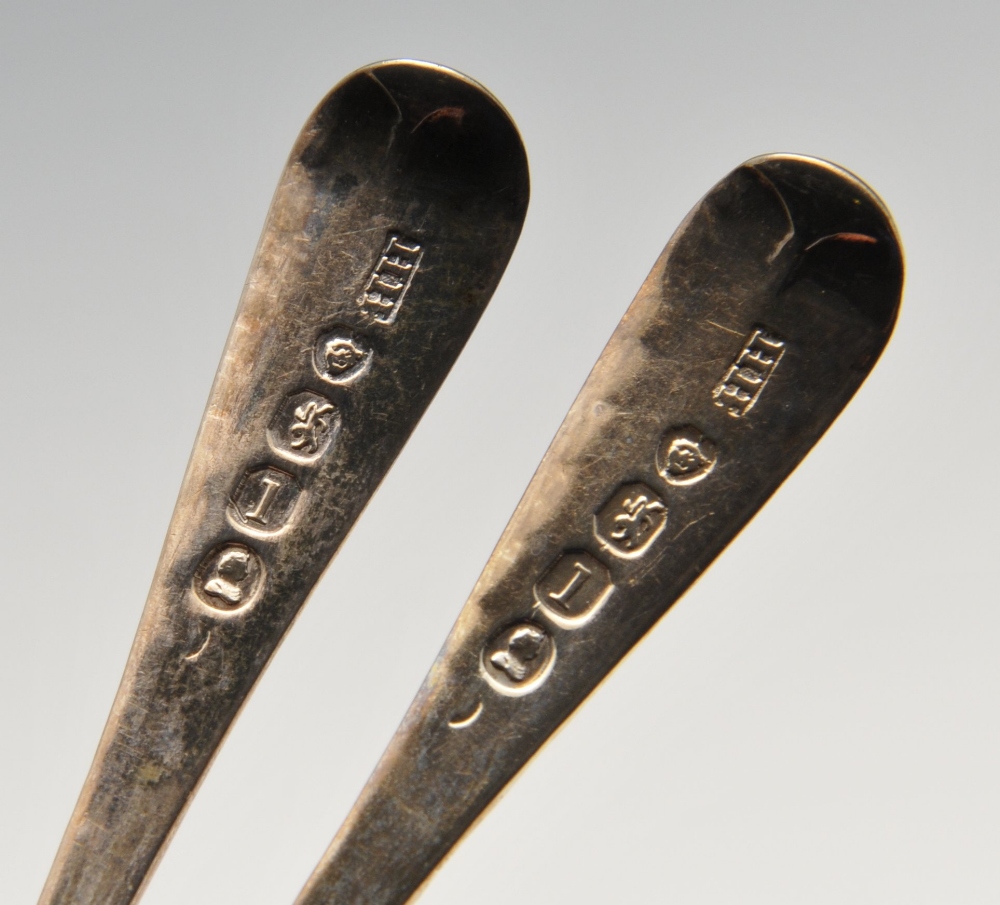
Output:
[[38, 60, 529, 905], [295, 154, 903, 905]]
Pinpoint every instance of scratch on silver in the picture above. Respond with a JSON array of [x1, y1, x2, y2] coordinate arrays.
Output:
[[366, 70, 403, 146], [749, 165, 795, 263]]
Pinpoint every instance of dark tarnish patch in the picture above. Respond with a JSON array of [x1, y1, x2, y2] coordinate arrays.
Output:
[[298, 71, 402, 175], [332, 172, 360, 198], [304, 173, 360, 240], [748, 158, 902, 333], [785, 229, 898, 331]]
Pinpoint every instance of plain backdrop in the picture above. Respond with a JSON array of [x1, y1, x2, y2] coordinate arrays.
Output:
[[2, 1, 997, 903]]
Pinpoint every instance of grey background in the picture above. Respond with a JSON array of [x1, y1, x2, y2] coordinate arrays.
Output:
[[2, 1, 996, 903]]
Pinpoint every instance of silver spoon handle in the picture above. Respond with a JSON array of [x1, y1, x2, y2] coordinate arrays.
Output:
[[39, 60, 529, 905], [295, 154, 903, 905]]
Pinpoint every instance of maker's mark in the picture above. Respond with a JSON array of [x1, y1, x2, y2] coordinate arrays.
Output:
[[712, 327, 785, 418], [358, 234, 423, 325]]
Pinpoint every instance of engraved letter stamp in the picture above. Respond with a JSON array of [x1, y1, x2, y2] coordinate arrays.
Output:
[[268, 391, 341, 463], [712, 327, 785, 417], [594, 483, 667, 559], [534, 551, 614, 627], [482, 622, 555, 695], [314, 328, 372, 385], [358, 234, 423, 325], [229, 466, 301, 535], [656, 426, 718, 486], [194, 543, 263, 612]]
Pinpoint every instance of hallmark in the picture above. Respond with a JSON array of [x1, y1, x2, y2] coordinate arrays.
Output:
[[594, 483, 667, 559], [229, 465, 301, 534], [712, 327, 785, 418], [314, 328, 372, 385], [482, 622, 555, 695], [268, 391, 341, 463], [358, 234, 424, 325], [534, 551, 614, 627], [656, 426, 718, 486], [194, 544, 263, 612]]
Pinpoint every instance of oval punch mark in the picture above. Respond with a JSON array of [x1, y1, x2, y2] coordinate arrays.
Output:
[[448, 702, 483, 729], [183, 631, 211, 663]]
